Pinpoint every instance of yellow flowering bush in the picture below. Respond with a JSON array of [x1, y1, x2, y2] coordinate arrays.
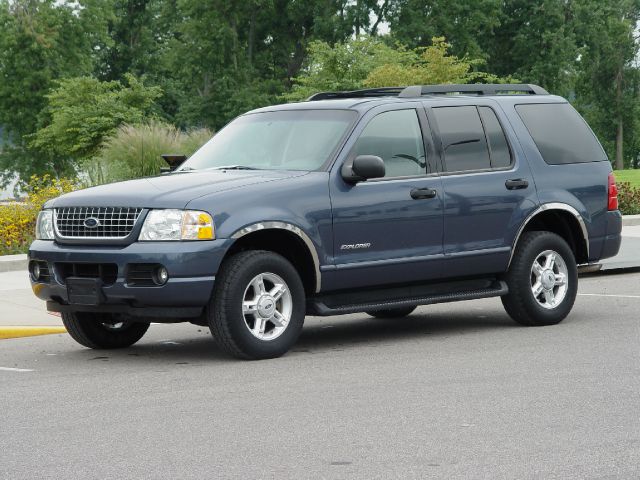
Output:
[[0, 175, 76, 255]]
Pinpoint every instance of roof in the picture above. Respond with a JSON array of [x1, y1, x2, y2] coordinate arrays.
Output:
[[246, 84, 564, 116]]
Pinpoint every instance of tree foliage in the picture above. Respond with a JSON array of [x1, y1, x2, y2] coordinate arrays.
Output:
[[30, 75, 162, 161], [286, 36, 515, 100], [0, 0, 112, 183]]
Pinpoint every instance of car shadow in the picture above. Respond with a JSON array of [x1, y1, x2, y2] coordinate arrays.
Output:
[[60, 308, 516, 364], [294, 310, 516, 352]]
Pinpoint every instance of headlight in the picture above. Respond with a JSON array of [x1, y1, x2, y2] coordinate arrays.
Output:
[[139, 209, 214, 241], [35, 210, 54, 240]]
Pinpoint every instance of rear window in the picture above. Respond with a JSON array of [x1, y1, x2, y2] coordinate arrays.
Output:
[[432, 106, 491, 172], [479, 106, 512, 168], [516, 103, 606, 165]]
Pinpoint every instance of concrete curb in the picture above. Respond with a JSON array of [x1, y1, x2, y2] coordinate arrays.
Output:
[[0, 254, 28, 273], [623, 214, 640, 226], [0, 326, 67, 340]]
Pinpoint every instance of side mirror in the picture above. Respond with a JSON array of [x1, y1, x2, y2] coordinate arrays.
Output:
[[341, 155, 385, 183], [161, 154, 188, 173]]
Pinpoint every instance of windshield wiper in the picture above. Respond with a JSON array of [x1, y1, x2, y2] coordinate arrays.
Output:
[[208, 165, 260, 171]]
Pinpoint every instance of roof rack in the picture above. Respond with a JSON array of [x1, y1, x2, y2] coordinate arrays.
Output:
[[398, 84, 549, 97], [306, 83, 548, 101], [306, 87, 405, 101]]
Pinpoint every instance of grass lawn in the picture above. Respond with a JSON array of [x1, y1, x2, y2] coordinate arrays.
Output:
[[614, 169, 640, 187]]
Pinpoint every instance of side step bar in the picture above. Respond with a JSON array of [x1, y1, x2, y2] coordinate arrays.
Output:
[[308, 281, 508, 316]]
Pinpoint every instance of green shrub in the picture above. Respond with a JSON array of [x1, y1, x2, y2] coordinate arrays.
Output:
[[618, 181, 640, 215], [0, 175, 77, 255], [84, 121, 213, 185]]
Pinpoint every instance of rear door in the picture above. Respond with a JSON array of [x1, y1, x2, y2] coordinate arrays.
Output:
[[427, 102, 538, 277]]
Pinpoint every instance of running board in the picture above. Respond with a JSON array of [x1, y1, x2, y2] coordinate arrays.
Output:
[[308, 280, 508, 316]]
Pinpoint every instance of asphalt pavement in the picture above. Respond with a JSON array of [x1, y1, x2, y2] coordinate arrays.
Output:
[[1, 271, 639, 479]]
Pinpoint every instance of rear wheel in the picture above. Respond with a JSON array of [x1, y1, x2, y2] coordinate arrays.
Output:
[[502, 231, 578, 326], [62, 312, 150, 349], [208, 250, 306, 360], [367, 306, 416, 319]]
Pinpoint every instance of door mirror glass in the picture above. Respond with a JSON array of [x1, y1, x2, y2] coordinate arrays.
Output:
[[342, 155, 386, 183]]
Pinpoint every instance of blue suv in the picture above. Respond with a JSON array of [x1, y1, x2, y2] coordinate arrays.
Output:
[[29, 84, 622, 359]]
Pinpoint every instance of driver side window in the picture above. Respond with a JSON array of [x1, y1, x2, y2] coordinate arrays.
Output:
[[353, 109, 426, 178]]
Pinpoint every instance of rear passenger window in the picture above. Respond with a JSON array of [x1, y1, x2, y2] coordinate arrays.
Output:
[[516, 103, 606, 164], [479, 106, 512, 168], [433, 106, 491, 172], [353, 109, 426, 178]]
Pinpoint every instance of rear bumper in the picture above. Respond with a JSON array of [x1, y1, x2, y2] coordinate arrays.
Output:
[[28, 239, 233, 318], [599, 210, 623, 261]]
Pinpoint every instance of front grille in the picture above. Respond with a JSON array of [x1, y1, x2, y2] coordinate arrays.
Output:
[[56, 263, 118, 286], [55, 207, 143, 239]]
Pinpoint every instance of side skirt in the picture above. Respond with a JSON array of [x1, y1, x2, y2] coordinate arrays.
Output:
[[307, 278, 508, 316]]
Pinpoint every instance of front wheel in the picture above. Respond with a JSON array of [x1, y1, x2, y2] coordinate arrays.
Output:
[[208, 250, 306, 360], [62, 312, 150, 349], [502, 231, 578, 326]]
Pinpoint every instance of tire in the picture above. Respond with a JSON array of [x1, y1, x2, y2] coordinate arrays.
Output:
[[367, 306, 416, 319], [62, 312, 150, 349], [208, 250, 306, 360], [502, 231, 578, 326]]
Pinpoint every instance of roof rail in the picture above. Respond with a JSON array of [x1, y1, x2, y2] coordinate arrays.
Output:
[[306, 84, 549, 102], [398, 84, 549, 97], [307, 87, 405, 101]]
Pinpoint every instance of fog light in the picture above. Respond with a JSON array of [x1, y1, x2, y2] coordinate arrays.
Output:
[[31, 262, 41, 281], [155, 266, 169, 285]]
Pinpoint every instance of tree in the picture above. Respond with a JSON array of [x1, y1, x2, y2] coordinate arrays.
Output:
[[386, 0, 502, 59], [574, 0, 640, 169], [99, 0, 159, 80], [159, 0, 358, 129], [0, 0, 112, 183], [30, 75, 162, 163], [486, 0, 578, 96], [286, 36, 514, 100]]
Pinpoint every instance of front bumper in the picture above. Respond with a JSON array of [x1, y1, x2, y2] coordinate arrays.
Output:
[[28, 239, 232, 319]]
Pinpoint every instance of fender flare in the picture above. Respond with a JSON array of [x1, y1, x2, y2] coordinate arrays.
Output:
[[230, 221, 322, 293], [509, 202, 589, 267]]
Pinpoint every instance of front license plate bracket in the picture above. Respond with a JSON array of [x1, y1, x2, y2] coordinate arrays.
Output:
[[66, 277, 104, 306]]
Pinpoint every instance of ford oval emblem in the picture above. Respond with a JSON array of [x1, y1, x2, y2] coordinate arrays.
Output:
[[84, 217, 100, 229]]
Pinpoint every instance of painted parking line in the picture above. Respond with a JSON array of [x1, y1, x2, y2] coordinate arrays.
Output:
[[0, 326, 67, 340], [0, 367, 34, 372], [578, 293, 640, 299]]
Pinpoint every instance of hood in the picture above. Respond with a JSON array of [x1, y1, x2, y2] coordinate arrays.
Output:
[[47, 170, 308, 209]]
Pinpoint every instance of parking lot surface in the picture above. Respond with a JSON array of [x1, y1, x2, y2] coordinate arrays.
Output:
[[1, 272, 639, 479]]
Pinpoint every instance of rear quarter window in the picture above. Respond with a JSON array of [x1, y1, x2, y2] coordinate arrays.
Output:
[[515, 103, 607, 165]]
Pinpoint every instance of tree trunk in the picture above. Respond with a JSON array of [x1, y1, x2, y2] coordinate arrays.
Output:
[[616, 119, 624, 170], [615, 66, 624, 170], [248, 8, 255, 67]]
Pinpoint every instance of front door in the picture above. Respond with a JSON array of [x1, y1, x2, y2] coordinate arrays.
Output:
[[327, 106, 444, 291]]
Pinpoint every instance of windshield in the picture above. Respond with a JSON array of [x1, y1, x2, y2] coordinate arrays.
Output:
[[178, 109, 356, 172]]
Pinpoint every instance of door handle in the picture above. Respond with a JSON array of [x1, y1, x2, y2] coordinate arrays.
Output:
[[505, 179, 529, 190], [410, 188, 437, 200]]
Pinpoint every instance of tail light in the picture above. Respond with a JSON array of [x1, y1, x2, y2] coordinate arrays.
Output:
[[608, 172, 619, 211]]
